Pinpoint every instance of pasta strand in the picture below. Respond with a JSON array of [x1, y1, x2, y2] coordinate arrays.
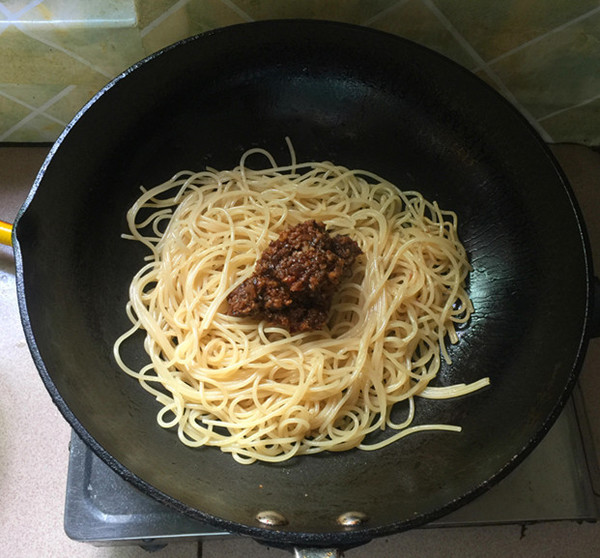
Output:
[[113, 146, 487, 464]]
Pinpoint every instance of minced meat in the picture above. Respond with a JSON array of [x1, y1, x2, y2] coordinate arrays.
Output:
[[226, 220, 362, 333]]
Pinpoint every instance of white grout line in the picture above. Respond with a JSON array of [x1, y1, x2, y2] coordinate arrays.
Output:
[[13, 25, 113, 78], [487, 5, 600, 65], [361, 0, 411, 26], [424, 0, 553, 142], [0, 0, 45, 21], [421, 0, 487, 72], [0, 0, 44, 34], [0, 89, 68, 125], [218, 0, 254, 22], [140, 0, 191, 38], [0, 84, 74, 141], [538, 91, 600, 122]]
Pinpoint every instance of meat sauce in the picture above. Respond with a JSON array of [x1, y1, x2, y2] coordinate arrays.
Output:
[[226, 220, 362, 333]]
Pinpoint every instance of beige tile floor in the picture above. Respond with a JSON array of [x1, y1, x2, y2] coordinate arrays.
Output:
[[0, 146, 599, 558]]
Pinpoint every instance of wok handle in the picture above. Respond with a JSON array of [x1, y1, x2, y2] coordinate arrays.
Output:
[[293, 549, 344, 558], [0, 219, 12, 246]]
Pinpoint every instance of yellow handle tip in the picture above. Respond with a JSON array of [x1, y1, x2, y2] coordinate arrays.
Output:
[[0, 220, 13, 246]]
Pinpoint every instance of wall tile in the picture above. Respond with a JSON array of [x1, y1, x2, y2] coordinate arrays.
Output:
[[233, 0, 400, 24], [432, 0, 600, 61], [23, 26, 146, 78], [368, 0, 479, 70], [489, 10, 600, 119], [141, 0, 246, 55], [0, 93, 30, 134], [0, 1, 599, 144], [0, 27, 110, 84], [541, 97, 600, 145], [186, 0, 251, 31], [42, 85, 102, 123], [0, 82, 66, 107], [7, 0, 137, 27], [141, 3, 193, 54], [3, 112, 65, 142], [135, 0, 183, 30], [1, 0, 34, 14]]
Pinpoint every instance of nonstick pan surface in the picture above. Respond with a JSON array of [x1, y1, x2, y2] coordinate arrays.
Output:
[[13, 20, 594, 549]]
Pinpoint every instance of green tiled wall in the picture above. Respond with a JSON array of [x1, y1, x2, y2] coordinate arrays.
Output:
[[1, 0, 598, 144]]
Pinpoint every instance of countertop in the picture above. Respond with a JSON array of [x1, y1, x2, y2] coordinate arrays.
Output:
[[1, 144, 599, 558]]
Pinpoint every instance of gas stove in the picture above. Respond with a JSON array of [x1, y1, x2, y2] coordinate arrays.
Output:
[[64, 392, 599, 551]]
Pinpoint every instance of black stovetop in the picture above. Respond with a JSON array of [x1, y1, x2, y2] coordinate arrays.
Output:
[[64, 391, 599, 548]]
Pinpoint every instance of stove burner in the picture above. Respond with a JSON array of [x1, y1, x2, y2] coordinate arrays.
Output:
[[64, 396, 599, 548]]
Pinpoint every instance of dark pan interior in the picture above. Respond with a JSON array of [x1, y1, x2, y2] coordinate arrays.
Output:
[[13, 21, 592, 548]]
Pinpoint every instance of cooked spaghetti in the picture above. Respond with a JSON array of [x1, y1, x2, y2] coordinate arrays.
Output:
[[114, 143, 488, 464]]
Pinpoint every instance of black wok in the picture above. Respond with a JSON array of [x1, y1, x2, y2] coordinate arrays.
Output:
[[12, 20, 596, 553]]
